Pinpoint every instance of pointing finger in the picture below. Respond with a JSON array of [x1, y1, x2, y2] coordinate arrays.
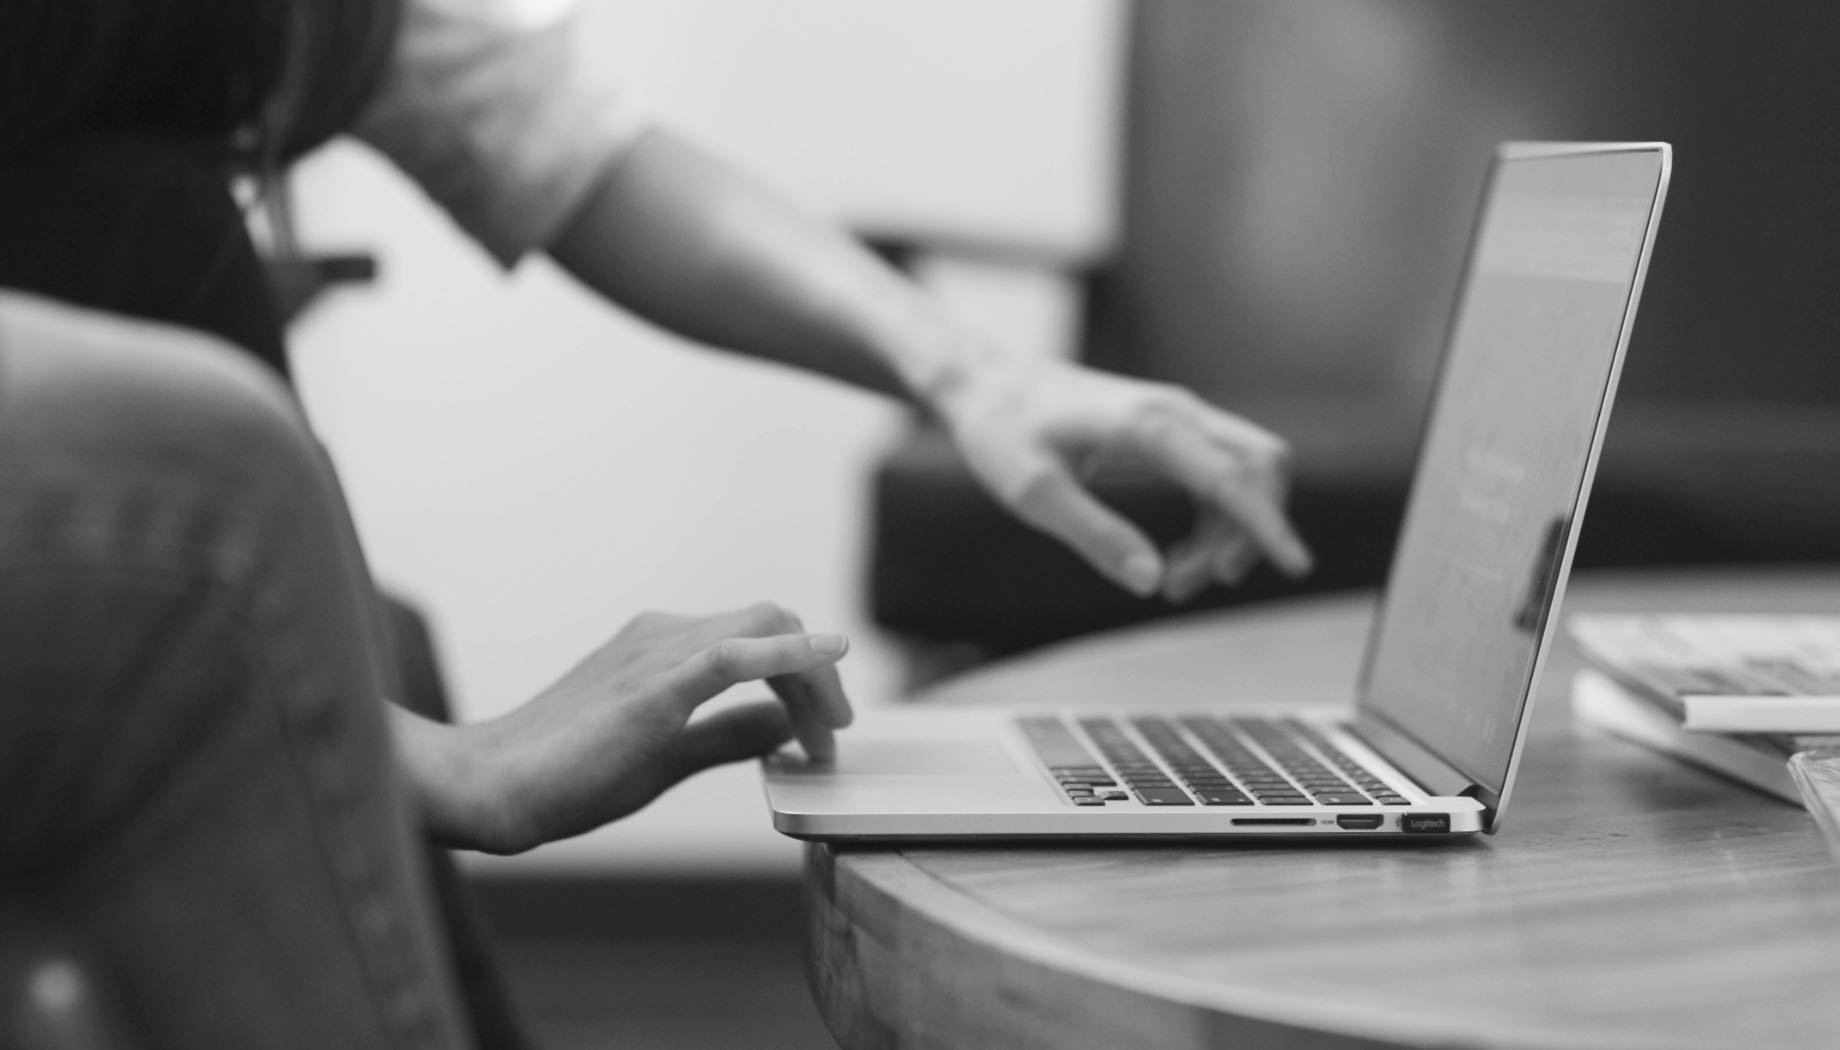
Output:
[[669, 632, 852, 761], [1161, 530, 1218, 603], [1010, 462, 1163, 596], [1212, 530, 1260, 586], [770, 660, 853, 727], [1128, 414, 1312, 576]]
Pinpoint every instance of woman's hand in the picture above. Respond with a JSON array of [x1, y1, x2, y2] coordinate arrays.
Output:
[[395, 601, 851, 854], [936, 356, 1313, 602]]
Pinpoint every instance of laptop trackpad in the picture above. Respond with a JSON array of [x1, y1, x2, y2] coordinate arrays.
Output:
[[789, 738, 1021, 777]]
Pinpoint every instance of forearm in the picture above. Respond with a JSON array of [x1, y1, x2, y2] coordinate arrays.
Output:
[[548, 128, 996, 407]]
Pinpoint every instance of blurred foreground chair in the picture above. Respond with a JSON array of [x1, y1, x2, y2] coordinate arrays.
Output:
[[865, 0, 1840, 686], [0, 135, 532, 1048], [0, 293, 530, 1049]]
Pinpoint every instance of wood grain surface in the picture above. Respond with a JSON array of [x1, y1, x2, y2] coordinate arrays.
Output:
[[807, 568, 1840, 1049]]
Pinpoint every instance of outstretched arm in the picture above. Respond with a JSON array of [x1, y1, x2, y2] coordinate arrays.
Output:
[[549, 128, 957, 402], [357, 2, 1310, 598], [549, 128, 1313, 599]]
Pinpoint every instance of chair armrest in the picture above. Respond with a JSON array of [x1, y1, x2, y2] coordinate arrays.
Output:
[[264, 253, 379, 325]]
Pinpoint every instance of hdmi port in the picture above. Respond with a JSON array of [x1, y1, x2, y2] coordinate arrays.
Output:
[[1336, 814, 1385, 830], [1230, 818, 1314, 827]]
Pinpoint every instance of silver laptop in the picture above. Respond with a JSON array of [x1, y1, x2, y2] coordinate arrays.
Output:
[[763, 142, 1672, 840]]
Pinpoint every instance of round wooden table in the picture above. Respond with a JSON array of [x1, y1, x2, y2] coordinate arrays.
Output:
[[805, 568, 1840, 1049]]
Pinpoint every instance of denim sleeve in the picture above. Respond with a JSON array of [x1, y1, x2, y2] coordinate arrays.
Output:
[[352, 0, 650, 267]]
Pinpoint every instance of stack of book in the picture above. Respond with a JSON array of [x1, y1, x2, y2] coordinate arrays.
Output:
[[1568, 614, 1840, 803]]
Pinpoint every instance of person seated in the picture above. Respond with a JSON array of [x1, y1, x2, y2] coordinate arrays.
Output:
[[0, 0, 1314, 1044]]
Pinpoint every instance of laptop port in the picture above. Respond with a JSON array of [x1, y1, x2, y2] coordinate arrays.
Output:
[[1401, 813, 1453, 833], [1230, 818, 1314, 827], [1336, 814, 1385, 831]]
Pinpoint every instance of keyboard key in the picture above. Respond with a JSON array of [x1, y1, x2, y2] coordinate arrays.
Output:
[[1073, 796, 1106, 806], [1313, 793, 1372, 806], [1134, 787, 1195, 806], [1196, 789, 1255, 806]]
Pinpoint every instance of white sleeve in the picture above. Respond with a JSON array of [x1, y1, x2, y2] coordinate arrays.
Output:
[[353, 0, 650, 266]]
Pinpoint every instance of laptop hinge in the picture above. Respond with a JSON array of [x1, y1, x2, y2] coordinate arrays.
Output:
[[1353, 711, 1479, 801]]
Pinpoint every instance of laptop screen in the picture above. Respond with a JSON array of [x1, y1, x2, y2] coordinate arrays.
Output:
[[1359, 146, 1668, 800]]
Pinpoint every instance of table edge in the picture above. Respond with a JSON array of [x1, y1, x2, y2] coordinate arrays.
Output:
[[810, 845, 1648, 1050]]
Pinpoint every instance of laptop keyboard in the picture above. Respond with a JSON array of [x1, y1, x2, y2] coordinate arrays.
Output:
[[1018, 715, 1412, 807]]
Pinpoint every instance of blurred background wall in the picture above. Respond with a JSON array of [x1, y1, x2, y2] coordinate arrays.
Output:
[[1113, 2, 1840, 409]]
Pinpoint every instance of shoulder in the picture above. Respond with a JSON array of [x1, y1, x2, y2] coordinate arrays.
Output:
[[352, 0, 650, 265]]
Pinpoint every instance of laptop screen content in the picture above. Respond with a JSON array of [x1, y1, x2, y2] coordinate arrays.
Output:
[[1361, 148, 1667, 799]]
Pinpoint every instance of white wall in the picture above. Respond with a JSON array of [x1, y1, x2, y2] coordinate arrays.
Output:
[[289, 0, 1124, 875]]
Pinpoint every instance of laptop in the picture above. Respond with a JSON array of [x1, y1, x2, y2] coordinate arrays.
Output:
[[763, 142, 1672, 839]]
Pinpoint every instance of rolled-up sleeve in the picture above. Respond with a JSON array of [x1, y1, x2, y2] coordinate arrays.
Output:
[[354, 0, 650, 266]]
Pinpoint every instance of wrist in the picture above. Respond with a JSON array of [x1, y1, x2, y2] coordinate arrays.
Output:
[[900, 327, 1021, 426], [855, 274, 1000, 418], [389, 707, 533, 854], [444, 717, 542, 855]]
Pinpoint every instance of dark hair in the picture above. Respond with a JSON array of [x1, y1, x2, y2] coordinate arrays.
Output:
[[0, 0, 403, 375], [0, 0, 402, 167]]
